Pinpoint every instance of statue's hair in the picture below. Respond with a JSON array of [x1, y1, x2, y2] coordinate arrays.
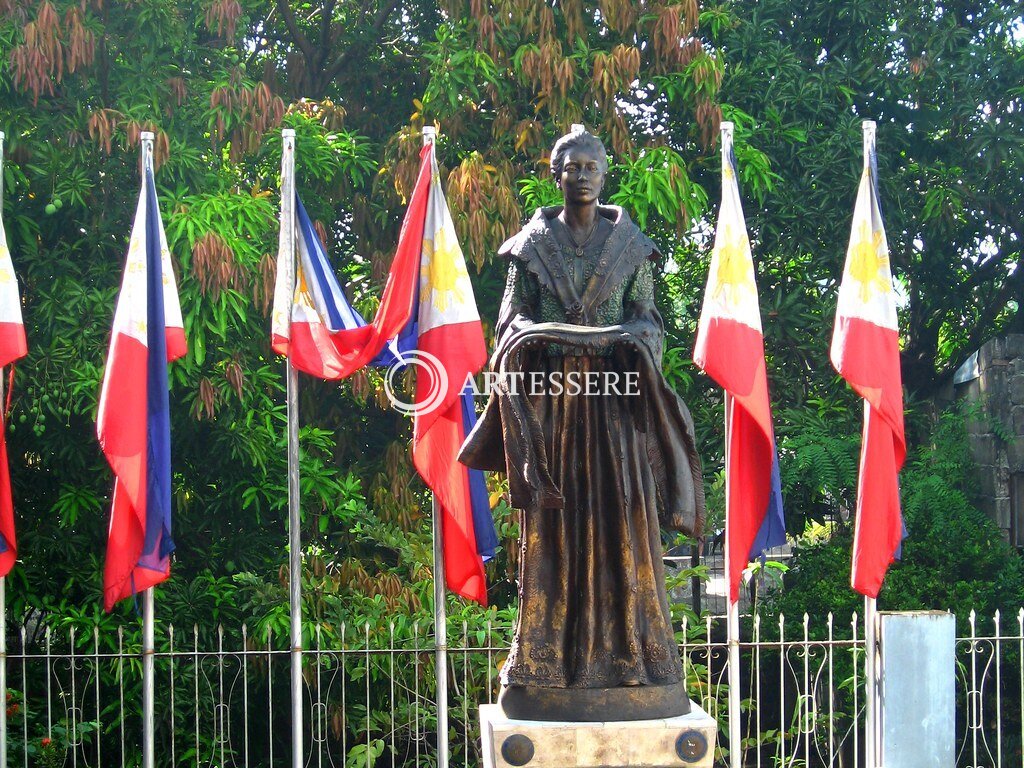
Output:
[[550, 129, 608, 179]]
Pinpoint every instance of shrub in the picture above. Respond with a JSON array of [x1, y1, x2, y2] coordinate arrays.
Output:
[[766, 404, 1024, 628]]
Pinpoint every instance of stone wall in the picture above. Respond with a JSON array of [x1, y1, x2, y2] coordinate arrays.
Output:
[[956, 334, 1024, 542]]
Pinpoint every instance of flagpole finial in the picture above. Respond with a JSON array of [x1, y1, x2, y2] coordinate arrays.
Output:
[[862, 121, 877, 147], [570, 123, 585, 134], [862, 120, 876, 171], [720, 122, 734, 175], [282, 128, 296, 138], [139, 131, 154, 173], [422, 126, 437, 146]]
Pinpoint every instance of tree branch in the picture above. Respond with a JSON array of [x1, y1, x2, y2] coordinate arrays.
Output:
[[275, 0, 316, 63], [322, 0, 400, 83], [964, 246, 1022, 289], [320, 0, 338, 63]]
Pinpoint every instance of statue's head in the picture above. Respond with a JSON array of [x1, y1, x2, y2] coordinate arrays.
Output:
[[551, 128, 608, 206], [550, 128, 608, 179]]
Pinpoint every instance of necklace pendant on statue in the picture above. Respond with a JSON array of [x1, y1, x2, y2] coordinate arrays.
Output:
[[575, 247, 583, 256]]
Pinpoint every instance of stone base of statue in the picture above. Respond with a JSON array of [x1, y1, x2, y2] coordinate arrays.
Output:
[[498, 682, 691, 722], [480, 701, 717, 768]]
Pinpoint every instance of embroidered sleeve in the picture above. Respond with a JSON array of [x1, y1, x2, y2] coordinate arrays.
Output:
[[625, 258, 655, 304], [495, 261, 540, 340], [622, 258, 664, 361]]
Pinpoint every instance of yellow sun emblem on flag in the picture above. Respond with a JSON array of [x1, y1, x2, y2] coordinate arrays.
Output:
[[421, 226, 468, 313], [848, 219, 891, 303], [293, 265, 317, 309], [712, 223, 755, 304]]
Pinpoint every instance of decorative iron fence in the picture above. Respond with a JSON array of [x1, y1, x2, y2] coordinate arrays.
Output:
[[0, 609, 1019, 766]]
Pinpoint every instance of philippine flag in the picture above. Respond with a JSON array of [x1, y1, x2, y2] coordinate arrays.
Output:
[[409, 141, 494, 605], [97, 154, 186, 611], [0, 201, 28, 577], [831, 123, 905, 599], [693, 123, 786, 604], [271, 193, 408, 375], [271, 147, 431, 379], [271, 138, 496, 603]]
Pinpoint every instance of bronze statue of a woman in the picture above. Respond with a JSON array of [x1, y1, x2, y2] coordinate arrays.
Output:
[[460, 128, 705, 722]]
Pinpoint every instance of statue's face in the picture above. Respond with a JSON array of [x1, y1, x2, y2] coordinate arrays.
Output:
[[558, 145, 606, 206]]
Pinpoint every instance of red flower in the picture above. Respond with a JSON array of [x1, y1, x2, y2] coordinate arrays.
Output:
[[40, 737, 52, 748]]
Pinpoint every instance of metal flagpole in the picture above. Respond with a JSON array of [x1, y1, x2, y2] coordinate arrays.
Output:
[[724, 395, 742, 768], [431, 495, 449, 768], [0, 128, 7, 768], [727, 589, 742, 767], [280, 128, 304, 768], [859, 121, 879, 768], [139, 131, 156, 768], [718, 121, 744, 768], [864, 593, 878, 768], [422, 125, 450, 768], [142, 588, 155, 768]]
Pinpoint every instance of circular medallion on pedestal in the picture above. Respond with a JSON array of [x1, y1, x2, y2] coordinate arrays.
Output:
[[501, 733, 535, 766], [676, 729, 708, 762]]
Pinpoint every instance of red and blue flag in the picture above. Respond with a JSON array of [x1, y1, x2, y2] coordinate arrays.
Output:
[[831, 123, 906, 598], [272, 160, 430, 378], [272, 194, 410, 374], [408, 141, 494, 602], [0, 194, 28, 576], [271, 147, 496, 603], [694, 125, 786, 604], [97, 156, 186, 611]]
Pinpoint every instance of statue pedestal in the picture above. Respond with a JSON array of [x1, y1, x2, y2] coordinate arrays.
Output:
[[479, 702, 717, 768]]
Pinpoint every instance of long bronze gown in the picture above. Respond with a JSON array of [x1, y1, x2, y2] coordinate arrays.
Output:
[[460, 205, 704, 704]]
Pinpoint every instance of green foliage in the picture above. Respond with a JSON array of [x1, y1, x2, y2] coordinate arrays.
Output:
[[422, 24, 503, 116], [608, 146, 709, 231], [765, 404, 1024, 627], [750, 406, 1024, 766], [0, 0, 427, 636], [707, 0, 1023, 397], [516, 175, 561, 211], [776, 400, 860, 528], [4, 687, 99, 766]]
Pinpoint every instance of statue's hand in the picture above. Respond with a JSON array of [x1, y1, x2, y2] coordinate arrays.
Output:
[[519, 322, 635, 351], [503, 322, 650, 359]]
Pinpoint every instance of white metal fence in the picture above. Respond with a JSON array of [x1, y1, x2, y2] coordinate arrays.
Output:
[[0, 609, 1019, 767]]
